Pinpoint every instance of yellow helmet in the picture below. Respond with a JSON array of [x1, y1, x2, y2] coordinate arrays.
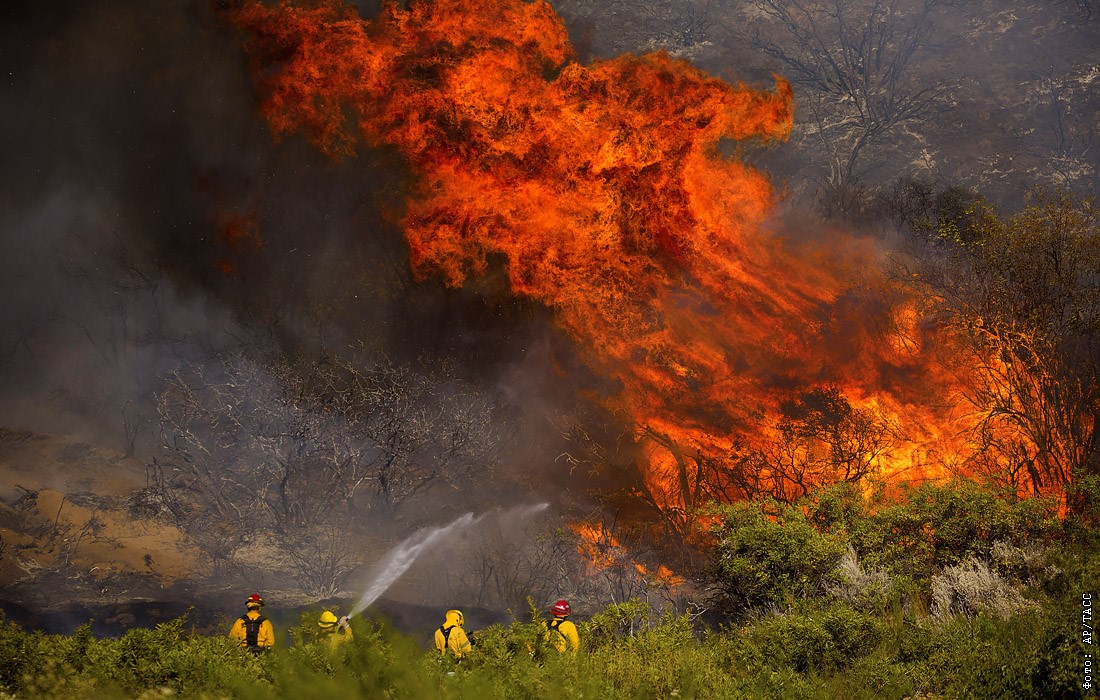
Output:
[[318, 610, 339, 628]]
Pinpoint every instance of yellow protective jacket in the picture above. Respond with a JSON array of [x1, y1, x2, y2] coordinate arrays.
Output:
[[319, 625, 353, 647], [229, 609, 275, 650], [434, 610, 471, 659], [545, 615, 579, 654]]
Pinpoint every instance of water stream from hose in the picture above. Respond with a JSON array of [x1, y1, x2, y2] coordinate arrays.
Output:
[[349, 502, 548, 617]]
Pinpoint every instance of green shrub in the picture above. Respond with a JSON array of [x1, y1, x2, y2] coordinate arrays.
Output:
[[747, 602, 883, 673], [0, 616, 44, 691], [849, 480, 1061, 581], [802, 481, 864, 534], [0, 476, 1093, 700], [0, 586, 1094, 700], [1066, 473, 1100, 538], [708, 500, 847, 618], [583, 599, 655, 647]]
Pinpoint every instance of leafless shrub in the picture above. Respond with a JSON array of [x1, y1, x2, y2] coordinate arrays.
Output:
[[153, 346, 507, 594], [722, 386, 899, 505], [930, 557, 1033, 620], [282, 519, 358, 598], [816, 181, 874, 225], [893, 192, 1100, 497], [745, 0, 954, 184], [428, 515, 584, 613]]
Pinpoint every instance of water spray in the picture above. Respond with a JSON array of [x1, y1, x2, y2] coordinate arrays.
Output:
[[347, 502, 549, 619]]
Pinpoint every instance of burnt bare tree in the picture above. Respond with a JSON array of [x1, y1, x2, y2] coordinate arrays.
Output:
[[154, 346, 506, 594], [1019, 62, 1099, 192], [424, 508, 676, 614], [558, 387, 895, 562], [769, 386, 897, 501], [569, 513, 661, 606], [874, 176, 988, 245], [894, 190, 1100, 498], [555, 409, 704, 561], [709, 387, 897, 505], [431, 516, 584, 612], [0, 225, 181, 455], [745, 0, 953, 185]]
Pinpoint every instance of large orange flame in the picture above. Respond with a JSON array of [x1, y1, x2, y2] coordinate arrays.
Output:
[[229, 0, 1019, 533]]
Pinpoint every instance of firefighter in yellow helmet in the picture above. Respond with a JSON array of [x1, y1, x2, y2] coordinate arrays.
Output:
[[229, 593, 275, 653], [545, 599, 579, 654], [434, 609, 472, 660], [317, 611, 353, 647]]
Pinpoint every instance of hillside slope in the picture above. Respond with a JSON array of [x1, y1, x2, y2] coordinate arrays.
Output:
[[0, 428, 198, 609]]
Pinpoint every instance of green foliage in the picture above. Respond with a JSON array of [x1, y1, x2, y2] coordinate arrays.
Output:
[[0, 584, 1094, 700], [583, 599, 654, 646], [0, 613, 252, 698], [746, 601, 882, 673], [802, 481, 863, 534], [707, 500, 847, 617], [0, 479, 1094, 699], [798, 479, 1061, 581], [850, 481, 1061, 580], [1066, 473, 1100, 535], [709, 480, 1067, 624]]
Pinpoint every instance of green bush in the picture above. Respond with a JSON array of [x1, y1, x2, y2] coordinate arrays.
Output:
[[802, 481, 864, 534], [1066, 473, 1100, 538], [846, 480, 1061, 581], [747, 602, 883, 673], [0, 613, 270, 698], [583, 599, 655, 647], [0, 616, 43, 691], [708, 500, 847, 617]]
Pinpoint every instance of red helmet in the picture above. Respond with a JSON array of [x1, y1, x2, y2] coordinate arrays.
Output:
[[246, 593, 264, 608], [551, 599, 571, 616]]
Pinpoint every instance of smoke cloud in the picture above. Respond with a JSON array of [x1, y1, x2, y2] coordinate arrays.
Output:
[[0, 0, 575, 474]]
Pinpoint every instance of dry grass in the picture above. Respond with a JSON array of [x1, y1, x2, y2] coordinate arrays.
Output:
[[930, 557, 1033, 620]]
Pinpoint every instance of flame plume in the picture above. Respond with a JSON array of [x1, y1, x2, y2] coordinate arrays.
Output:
[[230, 0, 991, 533]]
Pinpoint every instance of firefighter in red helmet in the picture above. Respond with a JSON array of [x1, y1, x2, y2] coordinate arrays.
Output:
[[229, 593, 275, 653], [544, 599, 579, 654]]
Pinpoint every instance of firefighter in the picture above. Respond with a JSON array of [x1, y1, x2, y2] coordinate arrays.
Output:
[[229, 593, 275, 653], [317, 610, 353, 647], [434, 609, 472, 660], [544, 599, 579, 654]]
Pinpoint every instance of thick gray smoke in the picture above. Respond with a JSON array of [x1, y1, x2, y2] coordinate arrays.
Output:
[[0, 1, 582, 473]]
